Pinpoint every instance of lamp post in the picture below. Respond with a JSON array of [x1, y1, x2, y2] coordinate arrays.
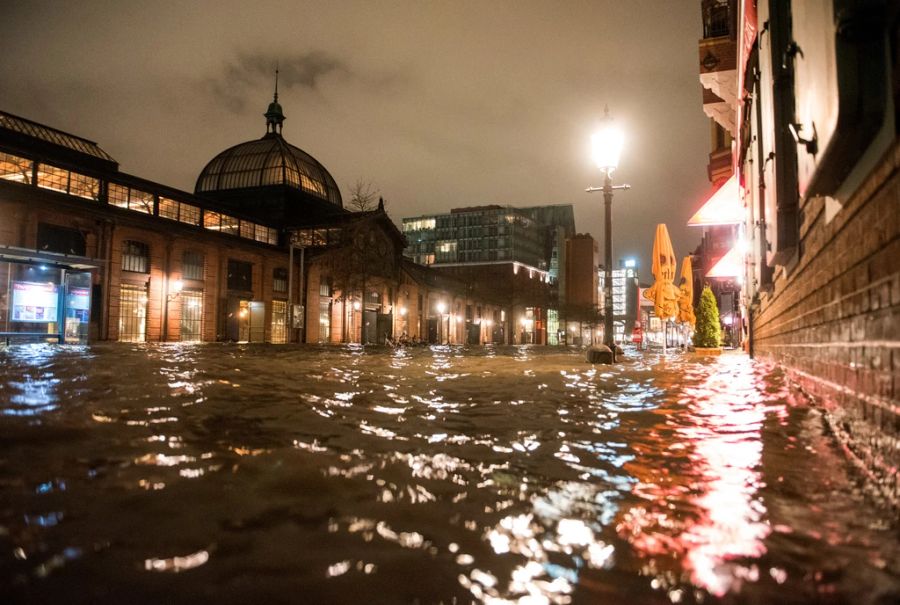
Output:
[[587, 107, 630, 362]]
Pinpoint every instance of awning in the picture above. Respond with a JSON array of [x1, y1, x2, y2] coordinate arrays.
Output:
[[706, 245, 742, 278], [0, 245, 104, 270], [687, 174, 742, 226]]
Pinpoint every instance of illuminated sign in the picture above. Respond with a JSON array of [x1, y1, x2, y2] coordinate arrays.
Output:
[[66, 287, 91, 323], [11, 281, 58, 323]]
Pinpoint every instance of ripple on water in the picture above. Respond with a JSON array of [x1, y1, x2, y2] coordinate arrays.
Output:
[[0, 343, 897, 604]]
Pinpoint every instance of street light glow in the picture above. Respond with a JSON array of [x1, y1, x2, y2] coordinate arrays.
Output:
[[437, 302, 446, 314], [591, 121, 624, 173]]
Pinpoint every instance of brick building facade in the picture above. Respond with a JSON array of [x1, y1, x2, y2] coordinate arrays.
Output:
[[705, 1, 900, 502], [0, 102, 514, 346]]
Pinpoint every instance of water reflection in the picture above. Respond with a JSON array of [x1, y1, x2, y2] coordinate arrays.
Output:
[[0, 344, 896, 603]]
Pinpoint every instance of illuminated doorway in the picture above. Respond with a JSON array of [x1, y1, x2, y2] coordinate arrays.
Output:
[[119, 284, 147, 342]]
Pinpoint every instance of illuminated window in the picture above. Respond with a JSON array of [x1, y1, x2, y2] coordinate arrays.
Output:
[[129, 188, 154, 214], [0, 152, 33, 183], [180, 290, 203, 342], [203, 211, 221, 231], [37, 164, 69, 193], [179, 203, 200, 226], [108, 183, 128, 208], [220, 214, 239, 236], [67, 172, 100, 200], [158, 197, 179, 220], [118, 284, 147, 342], [270, 300, 287, 344]]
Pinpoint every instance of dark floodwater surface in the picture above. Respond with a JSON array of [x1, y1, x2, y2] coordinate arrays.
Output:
[[0, 344, 897, 604]]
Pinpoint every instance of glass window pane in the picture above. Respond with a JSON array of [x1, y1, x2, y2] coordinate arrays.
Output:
[[36, 164, 69, 194], [122, 240, 149, 273], [108, 183, 129, 208], [159, 197, 179, 220], [182, 251, 204, 281], [240, 221, 255, 239], [203, 211, 221, 231], [69, 172, 100, 200], [129, 189, 154, 214], [220, 214, 239, 236], [0, 152, 33, 184], [180, 290, 203, 341], [179, 203, 200, 225]]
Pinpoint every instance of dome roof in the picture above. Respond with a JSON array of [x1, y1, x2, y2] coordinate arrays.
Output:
[[195, 132, 342, 207]]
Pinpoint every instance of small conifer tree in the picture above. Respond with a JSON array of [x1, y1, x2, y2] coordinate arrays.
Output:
[[693, 285, 721, 348]]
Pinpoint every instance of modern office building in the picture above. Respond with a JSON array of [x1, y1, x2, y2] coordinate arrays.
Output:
[[402, 204, 574, 272], [402, 204, 575, 345], [599, 259, 640, 344]]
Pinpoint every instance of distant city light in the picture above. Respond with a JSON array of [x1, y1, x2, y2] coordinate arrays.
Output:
[[624, 258, 636, 268]]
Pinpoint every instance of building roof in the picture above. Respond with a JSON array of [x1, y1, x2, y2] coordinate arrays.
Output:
[[0, 111, 116, 163], [194, 87, 342, 209]]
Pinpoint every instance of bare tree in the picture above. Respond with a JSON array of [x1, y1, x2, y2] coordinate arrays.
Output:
[[348, 179, 380, 212]]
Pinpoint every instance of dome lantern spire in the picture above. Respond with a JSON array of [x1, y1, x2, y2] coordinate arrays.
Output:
[[264, 67, 285, 135]]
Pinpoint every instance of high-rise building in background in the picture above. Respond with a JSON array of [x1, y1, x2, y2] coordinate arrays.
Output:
[[401, 204, 576, 345]]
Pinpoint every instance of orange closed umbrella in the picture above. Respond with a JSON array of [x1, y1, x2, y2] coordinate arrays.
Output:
[[642, 224, 680, 321], [677, 256, 695, 327]]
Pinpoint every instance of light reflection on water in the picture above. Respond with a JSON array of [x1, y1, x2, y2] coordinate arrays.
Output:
[[0, 343, 897, 604]]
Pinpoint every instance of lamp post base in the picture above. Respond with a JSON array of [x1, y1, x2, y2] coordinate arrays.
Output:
[[586, 344, 616, 364]]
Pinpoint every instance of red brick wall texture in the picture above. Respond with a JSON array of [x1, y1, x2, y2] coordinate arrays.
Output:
[[752, 142, 900, 503]]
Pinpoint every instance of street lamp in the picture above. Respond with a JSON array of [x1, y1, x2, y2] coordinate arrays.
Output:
[[587, 107, 630, 362]]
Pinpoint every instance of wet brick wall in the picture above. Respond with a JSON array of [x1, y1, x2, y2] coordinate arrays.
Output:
[[751, 142, 900, 504]]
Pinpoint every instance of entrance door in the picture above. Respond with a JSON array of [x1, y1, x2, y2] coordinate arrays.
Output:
[[427, 317, 438, 344], [249, 301, 265, 342], [226, 298, 263, 342], [376, 313, 392, 345], [118, 284, 147, 342], [180, 290, 203, 341], [363, 309, 377, 344]]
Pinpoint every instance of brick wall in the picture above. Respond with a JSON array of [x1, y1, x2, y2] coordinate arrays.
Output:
[[751, 141, 900, 502]]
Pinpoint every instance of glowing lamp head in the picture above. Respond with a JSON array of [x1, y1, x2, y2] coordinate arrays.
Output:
[[399, 307, 407, 316], [172, 279, 184, 293], [591, 114, 624, 173], [437, 302, 446, 314], [353, 301, 361, 310]]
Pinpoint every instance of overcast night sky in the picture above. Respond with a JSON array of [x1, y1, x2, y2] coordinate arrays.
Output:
[[0, 0, 712, 274]]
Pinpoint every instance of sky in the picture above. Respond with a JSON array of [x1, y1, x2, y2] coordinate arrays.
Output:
[[0, 0, 713, 275]]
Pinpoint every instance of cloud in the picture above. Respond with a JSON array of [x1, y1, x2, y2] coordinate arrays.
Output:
[[206, 51, 351, 114]]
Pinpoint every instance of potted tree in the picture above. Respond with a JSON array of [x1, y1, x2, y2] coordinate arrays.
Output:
[[692, 285, 722, 355]]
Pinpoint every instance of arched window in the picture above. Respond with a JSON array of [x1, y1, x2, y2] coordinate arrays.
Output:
[[122, 240, 149, 273]]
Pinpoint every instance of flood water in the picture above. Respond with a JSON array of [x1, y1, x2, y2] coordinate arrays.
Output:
[[0, 343, 898, 604]]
